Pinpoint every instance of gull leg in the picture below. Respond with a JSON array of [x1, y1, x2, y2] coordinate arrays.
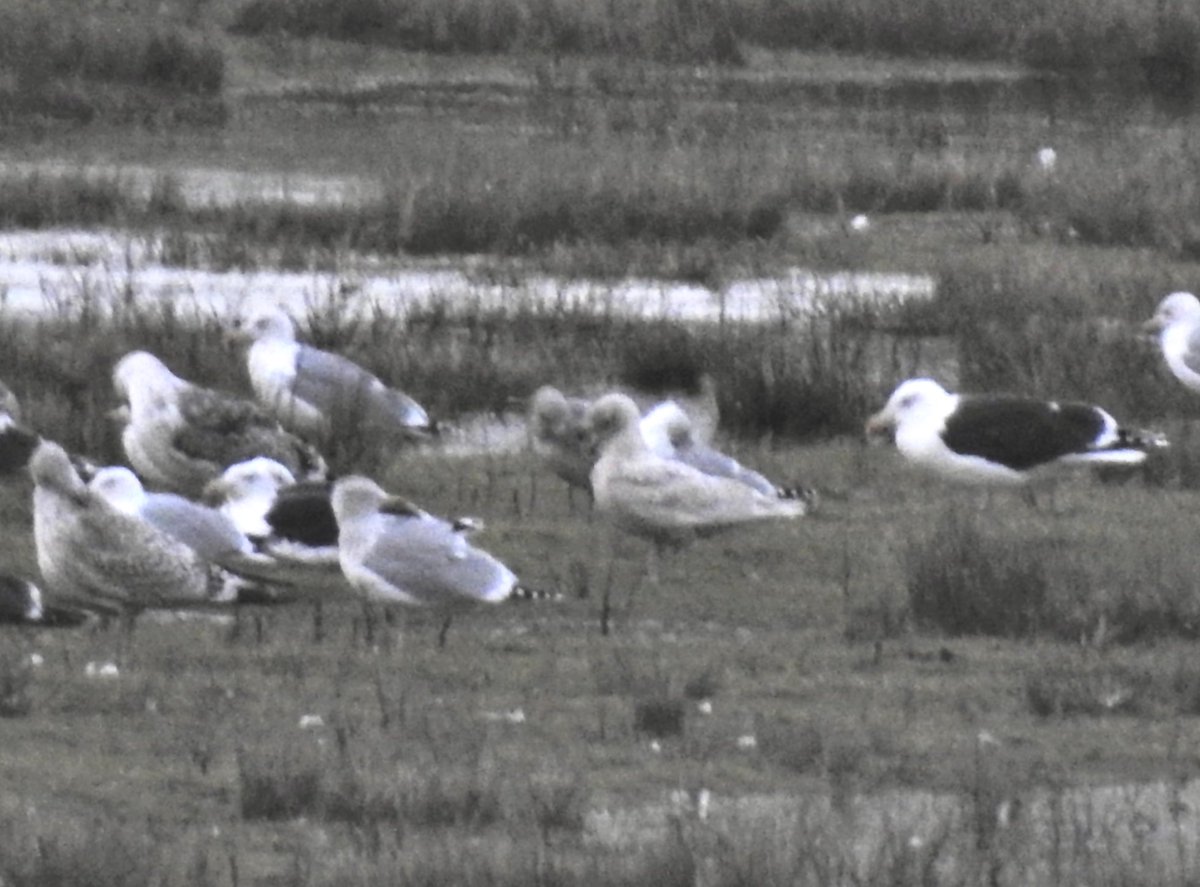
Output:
[[438, 615, 453, 649]]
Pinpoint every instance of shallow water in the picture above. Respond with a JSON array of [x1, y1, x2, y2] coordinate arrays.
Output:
[[0, 229, 933, 325]]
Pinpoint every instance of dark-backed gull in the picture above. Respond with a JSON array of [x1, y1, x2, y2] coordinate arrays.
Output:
[[865, 378, 1164, 485]]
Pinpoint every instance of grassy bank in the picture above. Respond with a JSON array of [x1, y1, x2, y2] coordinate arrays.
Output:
[[227, 0, 1200, 87], [3, 442, 1200, 884]]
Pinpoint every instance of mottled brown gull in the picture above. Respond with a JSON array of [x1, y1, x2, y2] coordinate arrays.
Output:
[[87, 465, 302, 599], [112, 350, 327, 497], [528, 385, 595, 495], [229, 304, 432, 443], [31, 440, 233, 620]]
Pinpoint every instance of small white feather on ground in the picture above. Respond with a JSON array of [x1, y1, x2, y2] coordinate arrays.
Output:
[[112, 351, 327, 497], [228, 303, 432, 442]]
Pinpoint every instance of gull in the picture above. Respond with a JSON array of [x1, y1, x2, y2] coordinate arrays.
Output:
[[865, 378, 1166, 487], [528, 385, 595, 497], [112, 351, 328, 497], [587, 393, 806, 583], [202, 457, 341, 571], [1144, 291, 1200, 393], [30, 440, 235, 623], [529, 385, 808, 505], [330, 475, 550, 646], [228, 303, 432, 443], [639, 400, 816, 505], [86, 466, 297, 601]]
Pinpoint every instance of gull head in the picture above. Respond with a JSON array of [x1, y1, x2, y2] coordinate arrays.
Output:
[[866, 378, 954, 440], [227, 303, 297, 345], [1144, 291, 1200, 335], [330, 475, 390, 524], [88, 466, 148, 516], [112, 351, 179, 405], [29, 440, 87, 499], [586, 393, 643, 450], [202, 457, 297, 507]]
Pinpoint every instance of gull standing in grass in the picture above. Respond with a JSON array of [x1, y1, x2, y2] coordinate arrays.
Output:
[[865, 378, 1166, 491], [528, 385, 596, 501], [330, 475, 548, 646], [1144, 291, 1200, 393], [113, 351, 328, 498], [228, 303, 433, 444], [587, 393, 807, 584], [30, 440, 235, 625]]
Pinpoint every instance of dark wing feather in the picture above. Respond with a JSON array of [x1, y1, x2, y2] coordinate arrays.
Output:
[[0, 423, 39, 474], [942, 397, 1106, 470], [265, 481, 338, 547]]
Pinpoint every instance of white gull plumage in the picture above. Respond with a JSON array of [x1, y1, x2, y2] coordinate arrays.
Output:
[[112, 351, 327, 497], [1144, 291, 1200, 393], [230, 304, 432, 442]]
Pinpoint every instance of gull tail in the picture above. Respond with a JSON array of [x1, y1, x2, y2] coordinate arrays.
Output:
[[776, 484, 821, 513], [507, 585, 563, 603]]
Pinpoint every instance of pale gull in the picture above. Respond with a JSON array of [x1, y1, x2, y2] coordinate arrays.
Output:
[[1144, 291, 1200, 393], [112, 350, 328, 497], [330, 475, 551, 645], [228, 304, 432, 443], [639, 399, 817, 505], [30, 440, 234, 621], [587, 393, 806, 582], [530, 384, 809, 505], [865, 378, 1167, 487]]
